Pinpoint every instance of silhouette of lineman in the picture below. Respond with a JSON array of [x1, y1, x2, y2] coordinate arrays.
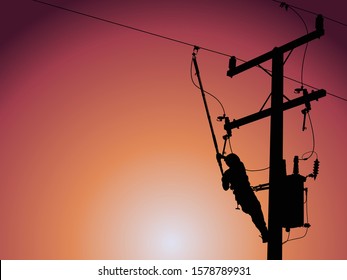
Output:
[[220, 153, 268, 243]]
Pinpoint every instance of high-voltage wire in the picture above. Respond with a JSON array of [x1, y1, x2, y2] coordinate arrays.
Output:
[[32, 0, 347, 102]]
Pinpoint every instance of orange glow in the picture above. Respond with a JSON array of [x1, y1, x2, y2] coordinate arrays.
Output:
[[1, 0, 346, 259]]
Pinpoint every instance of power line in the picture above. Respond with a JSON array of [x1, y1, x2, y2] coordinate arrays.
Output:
[[190, 59, 226, 115], [31, 0, 229, 57], [325, 92, 347, 102], [287, 79, 347, 102], [270, 0, 347, 27], [32, 0, 347, 103]]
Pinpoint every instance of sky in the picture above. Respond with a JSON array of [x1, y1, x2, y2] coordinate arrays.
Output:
[[1, 0, 346, 260]]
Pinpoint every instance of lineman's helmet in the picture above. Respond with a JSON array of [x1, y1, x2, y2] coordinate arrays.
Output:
[[224, 153, 241, 167]]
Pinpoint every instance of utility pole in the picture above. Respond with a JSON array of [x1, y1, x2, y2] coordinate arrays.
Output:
[[268, 48, 284, 259], [226, 15, 325, 260]]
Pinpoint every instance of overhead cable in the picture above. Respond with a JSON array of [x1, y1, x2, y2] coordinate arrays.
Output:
[[32, 0, 347, 103]]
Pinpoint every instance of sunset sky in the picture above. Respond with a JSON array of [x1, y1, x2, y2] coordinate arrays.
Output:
[[1, 0, 346, 260]]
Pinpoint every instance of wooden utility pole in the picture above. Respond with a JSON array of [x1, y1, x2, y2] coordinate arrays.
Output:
[[226, 15, 325, 260], [268, 48, 284, 259]]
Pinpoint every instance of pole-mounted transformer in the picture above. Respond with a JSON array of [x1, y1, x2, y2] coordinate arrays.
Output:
[[281, 156, 306, 232]]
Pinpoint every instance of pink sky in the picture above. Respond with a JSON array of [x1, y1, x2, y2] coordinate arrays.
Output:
[[1, 0, 346, 259]]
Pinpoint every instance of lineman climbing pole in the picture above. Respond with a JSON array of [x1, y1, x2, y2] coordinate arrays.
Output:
[[226, 15, 325, 260]]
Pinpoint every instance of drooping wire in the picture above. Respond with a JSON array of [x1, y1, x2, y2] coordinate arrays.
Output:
[[190, 60, 226, 116], [282, 227, 309, 245], [190, 50, 236, 158], [190, 57, 235, 156], [246, 166, 270, 172], [278, 4, 319, 162], [291, 8, 309, 88], [300, 111, 316, 161], [282, 230, 291, 244], [280, 3, 309, 88], [301, 151, 318, 162], [191, 49, 228, 175]]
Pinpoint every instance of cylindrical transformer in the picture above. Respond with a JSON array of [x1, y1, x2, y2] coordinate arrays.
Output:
[[281, 174, 306, 231]]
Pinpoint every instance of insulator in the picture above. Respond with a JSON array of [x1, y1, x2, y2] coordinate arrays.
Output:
[[313, 159, 320, 180], [228, 56, 236, 71]]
